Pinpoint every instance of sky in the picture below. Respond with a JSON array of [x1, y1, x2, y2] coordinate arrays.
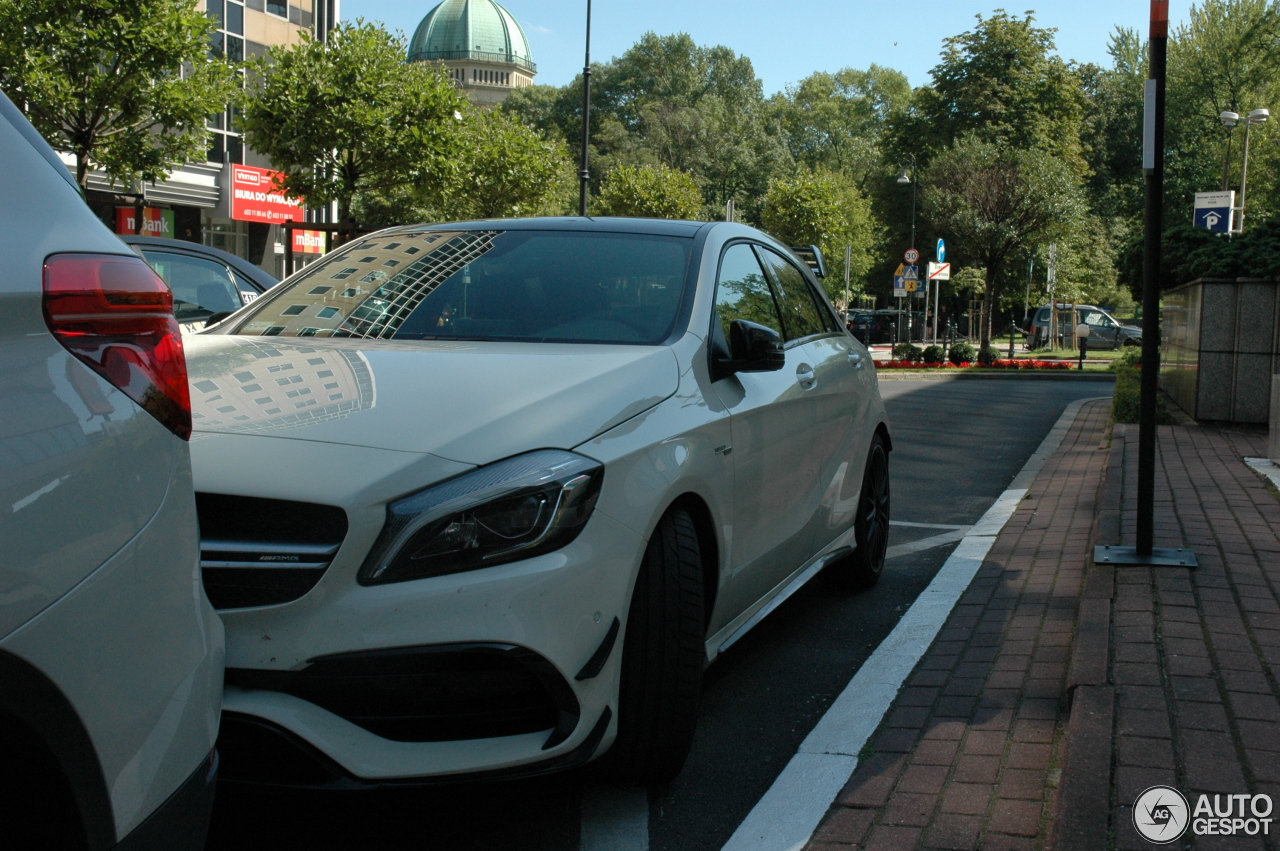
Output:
[[341, 0, 1194, 96]]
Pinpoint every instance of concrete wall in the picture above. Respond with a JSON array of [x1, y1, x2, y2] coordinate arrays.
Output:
[[1161, 278, 1280, 424]]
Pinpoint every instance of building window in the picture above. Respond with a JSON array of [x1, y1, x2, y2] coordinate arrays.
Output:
[[225, 0, 243, 34], [267, 0, 287, 17]]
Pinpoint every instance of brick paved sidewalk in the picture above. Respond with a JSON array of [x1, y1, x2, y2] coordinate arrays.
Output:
[[805, 398, 1113, 851], [1066, 422, 1280, 851], [803, 404, 1280, 851]]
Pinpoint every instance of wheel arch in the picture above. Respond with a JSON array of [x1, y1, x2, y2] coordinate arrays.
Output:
[[874, 421, 893, 453], [0, 649, 115, 850]]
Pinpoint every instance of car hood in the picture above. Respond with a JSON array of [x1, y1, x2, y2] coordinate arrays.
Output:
[[183, 336, 679, 465]]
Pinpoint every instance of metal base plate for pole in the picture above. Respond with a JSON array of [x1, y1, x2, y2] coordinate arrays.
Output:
[[1094, 545, 1198, 567]]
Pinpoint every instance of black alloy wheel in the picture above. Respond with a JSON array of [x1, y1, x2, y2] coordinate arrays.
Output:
[[608, 507, 704, 784], [836, 434, 890, 589]]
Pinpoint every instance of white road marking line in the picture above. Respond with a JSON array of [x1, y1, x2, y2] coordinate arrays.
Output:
[[580, 784, 649, 851], [885, 527, 971, 559], [720, 396, 1108, 851], [889, 520, 967, 530], [1245, 457, 1280, 491]]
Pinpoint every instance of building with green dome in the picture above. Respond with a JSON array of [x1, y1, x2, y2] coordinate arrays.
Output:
[[408, 0, 536, 106]]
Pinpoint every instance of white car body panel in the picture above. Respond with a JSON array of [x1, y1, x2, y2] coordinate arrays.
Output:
[[0, 97, 222, 843], [184, 335, 680, 463]]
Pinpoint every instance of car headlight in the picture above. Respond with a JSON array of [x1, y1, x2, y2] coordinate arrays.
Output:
[[358, 450, 604, 585]]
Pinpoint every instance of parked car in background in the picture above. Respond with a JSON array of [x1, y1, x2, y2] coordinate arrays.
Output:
[[1024, 303, 1141, 349], [845, 309, 882, 344], [0, 92, 223, 849], [185, 218, 892, 788], [121, 235, 278, 333]]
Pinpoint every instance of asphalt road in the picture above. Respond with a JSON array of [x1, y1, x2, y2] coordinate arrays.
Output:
[[205, 378, 1111, 851]]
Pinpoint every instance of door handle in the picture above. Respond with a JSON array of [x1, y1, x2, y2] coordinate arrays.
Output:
[[847, 351, 863, 368], [796, 364, 816, 387]]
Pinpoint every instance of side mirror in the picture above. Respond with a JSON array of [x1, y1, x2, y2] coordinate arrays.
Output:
[[724, 319, 785, 373]]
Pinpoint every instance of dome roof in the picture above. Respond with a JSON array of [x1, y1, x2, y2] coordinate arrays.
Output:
[[408, 0, 535, 72]]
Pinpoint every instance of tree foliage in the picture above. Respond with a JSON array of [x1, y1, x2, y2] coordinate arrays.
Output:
[[923, 138, 1084, 356], [594, 164, 702, 219], [440, 109, 573, 220], [0, 0, 239, 189], [243, 21, 468, 223], [771, 66, 910, 185], [888, 12, 1088, 170], [760, 171, 877, 300]]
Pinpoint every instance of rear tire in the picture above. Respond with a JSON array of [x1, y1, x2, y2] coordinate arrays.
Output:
[[835, 434, 890, 589], [608, 508, 704, 784]]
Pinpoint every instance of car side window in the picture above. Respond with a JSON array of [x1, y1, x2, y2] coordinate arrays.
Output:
[[230, 270, 263, 305], [1084, 311, 1115, 328], [713, 244, 784, 356], [142, 250, 242, 322], [1036, 308, 1050, 322], [756, 248, 826, 341]]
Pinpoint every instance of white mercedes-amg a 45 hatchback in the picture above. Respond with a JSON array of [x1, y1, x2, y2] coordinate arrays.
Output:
[[186, 218, 891, 786]]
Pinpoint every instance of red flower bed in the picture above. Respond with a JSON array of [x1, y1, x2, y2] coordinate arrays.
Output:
[[878, 359, 1072, 370]]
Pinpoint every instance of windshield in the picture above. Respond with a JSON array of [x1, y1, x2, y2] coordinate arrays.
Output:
[[228, 229, 692, 345]]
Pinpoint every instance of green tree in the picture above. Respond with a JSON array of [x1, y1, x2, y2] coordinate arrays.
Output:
[[502, 32, 788, 218], [923, 138, 1084, 360], [888, 12, 1088, 170], [242, 21, 467, 224], [0, 0, 239, 189], [760, 171, 877, 301], [594, 164, 702, 219], [1079, 29, 1147, 220], [1166, 0, 1280, 227], [771, 65, 910, 188], [439, 109, 573, 220]]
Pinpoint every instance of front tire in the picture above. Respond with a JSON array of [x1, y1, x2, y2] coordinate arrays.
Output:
[[836, 434, 890, 588], [609, 508, 704, 784]]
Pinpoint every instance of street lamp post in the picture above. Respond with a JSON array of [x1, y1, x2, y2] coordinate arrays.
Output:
[[897, 158, 918, 341], [578, 0, 592, 217], [1220, 111, 1239, 192], [1236, 107, 1269, 233]]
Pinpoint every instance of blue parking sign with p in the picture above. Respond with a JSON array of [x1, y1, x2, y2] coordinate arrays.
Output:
[[1194, 191, 1234, 234]]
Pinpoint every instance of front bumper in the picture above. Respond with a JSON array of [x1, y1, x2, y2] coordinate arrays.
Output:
[[216, 509, 646, 782]]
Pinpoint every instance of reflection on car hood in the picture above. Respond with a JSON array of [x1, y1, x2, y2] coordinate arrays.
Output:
[[183, 336, 680, 464]]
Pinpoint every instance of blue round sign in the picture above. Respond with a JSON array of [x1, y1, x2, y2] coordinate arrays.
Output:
[[936, 239, 946, 263]]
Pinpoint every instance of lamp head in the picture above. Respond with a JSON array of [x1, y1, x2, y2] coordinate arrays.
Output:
[[1248, 108, 1270, 125], [896, 168, 911, 184], [1220, 111, 1240, 128]]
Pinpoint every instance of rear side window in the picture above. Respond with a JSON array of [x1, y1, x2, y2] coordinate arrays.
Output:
[[1036, 308, 1050, 322], [713, 244, 784, 348], [143, 250, 241, 322], [756, 248, 827, 341]]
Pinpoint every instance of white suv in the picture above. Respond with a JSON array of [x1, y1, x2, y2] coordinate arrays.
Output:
[[0, 93, 223, 849]]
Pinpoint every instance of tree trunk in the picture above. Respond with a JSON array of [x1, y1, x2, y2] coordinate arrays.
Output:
[[76, 152, 89, 191], [978, 266, 996, 364]]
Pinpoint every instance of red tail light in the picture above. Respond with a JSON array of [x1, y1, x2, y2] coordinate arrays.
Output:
[[43, 253, 192, 440]]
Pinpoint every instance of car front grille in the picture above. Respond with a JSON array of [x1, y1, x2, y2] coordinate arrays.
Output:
[[196, 493, 348, 610]]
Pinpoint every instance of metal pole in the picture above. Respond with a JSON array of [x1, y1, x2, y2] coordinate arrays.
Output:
[[1136, 0, 1169, 557], [909, 179, 917, 251], [844, 244, 851, 313], [932, 278, 940, 344], [1024, 259, 1033, 325], [577, 0, 592, 217], [1238, 120, 1254, 233], [1222, 128, 1235, 192]]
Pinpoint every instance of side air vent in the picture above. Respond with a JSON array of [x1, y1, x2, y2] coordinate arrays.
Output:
[[197, 493, 348, 610]]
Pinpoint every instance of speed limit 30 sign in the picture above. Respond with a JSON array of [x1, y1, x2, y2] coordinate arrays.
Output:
[[904, 248, 919, 263]]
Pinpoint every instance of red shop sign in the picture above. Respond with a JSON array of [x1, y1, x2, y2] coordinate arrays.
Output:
[[231, 165, 303, 224]]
